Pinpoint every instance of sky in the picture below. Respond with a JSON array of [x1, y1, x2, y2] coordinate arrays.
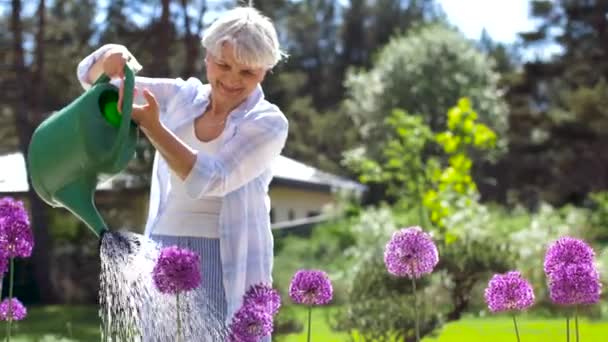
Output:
[[437, 0, 538, 44], [438, 0, 563, 59]]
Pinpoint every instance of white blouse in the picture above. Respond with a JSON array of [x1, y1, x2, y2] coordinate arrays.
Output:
[[152, 122, 225, 238]]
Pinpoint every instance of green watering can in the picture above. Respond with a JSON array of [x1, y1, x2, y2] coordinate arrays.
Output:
[[27, 66, 138, 238]]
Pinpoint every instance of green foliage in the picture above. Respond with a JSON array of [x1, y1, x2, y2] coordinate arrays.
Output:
[[424, 98, 497, 232], [499, 0, 608, 205], [437, 201, 606, 319], [334, 204, 515, 340], [335, 246, 443, 341], [6, 305, 100, 341], [344, 23, 508, 152], [343, 109, 432, 201], [589, 191, 608, 242], [273, 304, 304, 337], [272, 218, 357, 299], [344, 98, 498, 234], [272, 215, 360, 338]]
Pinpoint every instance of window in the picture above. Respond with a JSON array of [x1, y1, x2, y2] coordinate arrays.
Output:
[[269, 208, 275, 223], [288, 209, 295, 220], [307, 211, 320, 218]]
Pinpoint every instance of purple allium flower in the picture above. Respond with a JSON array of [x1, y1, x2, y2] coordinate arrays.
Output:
[[0, 298, 27, 321], [243, 283, 281, 315], [544, 237, 595, 277], [289, 270, 333, 305], [152, 246, 201, 294], [228, 305, 273, 342], [0, 197, 26, 219], [548, 263, 602, 306], [484, 271, 535, 313], [0, 197, 33, 258], [384, 226, 439, 278]]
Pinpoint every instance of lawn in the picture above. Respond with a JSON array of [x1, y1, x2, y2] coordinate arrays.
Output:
[[424, 316, 608, 342], [7, 305, 100, 342], [8, 305, 608, 341], [279, 308, 608, 342]]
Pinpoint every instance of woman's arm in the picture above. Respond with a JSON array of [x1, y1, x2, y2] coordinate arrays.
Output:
[[76, 44, 141, 89], [131, 89, 197, 179], [131, 91, 288, 196], [76, 44, 184, 115], [87, 44, 130, 84]]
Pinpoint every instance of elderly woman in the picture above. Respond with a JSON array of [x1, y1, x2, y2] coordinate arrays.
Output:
[[77, 6, 288, 338]]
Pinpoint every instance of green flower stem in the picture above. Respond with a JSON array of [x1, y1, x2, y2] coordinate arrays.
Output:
[[566, 316, 570, 342], [307, 305, 312, 342], [575, 306, 579, 342], [6, 257, 14, 342], [512, 315, 520, 342], [412, 277, 420, 342]]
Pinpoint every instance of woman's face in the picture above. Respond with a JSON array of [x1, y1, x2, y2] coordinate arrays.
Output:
[[205, 42, 267, 106]]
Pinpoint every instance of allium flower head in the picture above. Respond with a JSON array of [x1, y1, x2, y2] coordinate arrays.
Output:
[[0, 298, 27, 321], [384, 226, 439, 278], [0, 197, 26, 219], [548, 263, 602, 306], [0, 197, 33, 258], [243, 283, 281, 315], [228, 305, 273, 342], [152, 246, 201, 294], [544, 236, 595, 277], [484, 271, 535, 313], [289, 270, 333, 305]]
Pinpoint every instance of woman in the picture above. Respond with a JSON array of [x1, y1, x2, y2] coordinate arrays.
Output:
[[77, 6, 288, 338]]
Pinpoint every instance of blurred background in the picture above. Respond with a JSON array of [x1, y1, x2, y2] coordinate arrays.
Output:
[[1, 0, 607, 340]]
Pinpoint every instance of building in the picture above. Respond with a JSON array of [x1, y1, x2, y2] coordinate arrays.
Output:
[[0, 152, 366, 231]]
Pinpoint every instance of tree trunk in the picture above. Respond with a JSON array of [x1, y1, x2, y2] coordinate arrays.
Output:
[[11, 0, 56, 303], [180, 0, 195, 77], [153, 0, 171, 77], [180, 0, 207, 78], [33, 0, 45, 101]]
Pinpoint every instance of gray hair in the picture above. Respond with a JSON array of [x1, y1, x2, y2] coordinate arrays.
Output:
[[202, 7, 286, 69]]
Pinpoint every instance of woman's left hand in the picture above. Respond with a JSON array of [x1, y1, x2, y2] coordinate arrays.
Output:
[[132, 88, 160, 130]]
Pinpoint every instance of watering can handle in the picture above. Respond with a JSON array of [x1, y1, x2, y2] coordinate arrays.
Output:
[[101, 65, 134, 159]]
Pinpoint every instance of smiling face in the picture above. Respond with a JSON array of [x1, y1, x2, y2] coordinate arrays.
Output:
[[205, 42, 267, 108]]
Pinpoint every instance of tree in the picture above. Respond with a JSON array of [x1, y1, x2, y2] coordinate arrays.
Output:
[[179, 0, 208, 77], [9, 0, 55, 302], [344, 23, 509, 155], [490, 0, 608, 206]]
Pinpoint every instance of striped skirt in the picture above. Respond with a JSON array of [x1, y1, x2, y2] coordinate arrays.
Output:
[[150, 234, 228, 339], [148, 234, 272, 342]]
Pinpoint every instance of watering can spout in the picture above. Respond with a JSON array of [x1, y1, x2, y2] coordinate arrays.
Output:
[[55, 176, 108, 237]]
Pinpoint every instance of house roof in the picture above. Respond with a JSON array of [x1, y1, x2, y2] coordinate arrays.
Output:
[[271, 155, 366, 194], [0, 152, 366, 194]]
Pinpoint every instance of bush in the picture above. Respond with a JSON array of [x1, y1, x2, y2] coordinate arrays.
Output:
[[333, 203, 514, 340], [589, 191, 608, 242], [273, 304, 303, 338], [344, 23, 508, 152], [335, 246, 443, 341]]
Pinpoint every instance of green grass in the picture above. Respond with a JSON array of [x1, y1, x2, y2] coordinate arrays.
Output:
[[280, 307, 608, 342], [424, 316, 608, 342], [7, 305, 608, 342], [278, 306, 349, 341], [8, 305, 100, 341]]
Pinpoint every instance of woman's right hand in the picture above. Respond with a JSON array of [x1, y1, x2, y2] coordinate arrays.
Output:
[[102, 50, 131, 113], [102, 50, 129, 79]]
